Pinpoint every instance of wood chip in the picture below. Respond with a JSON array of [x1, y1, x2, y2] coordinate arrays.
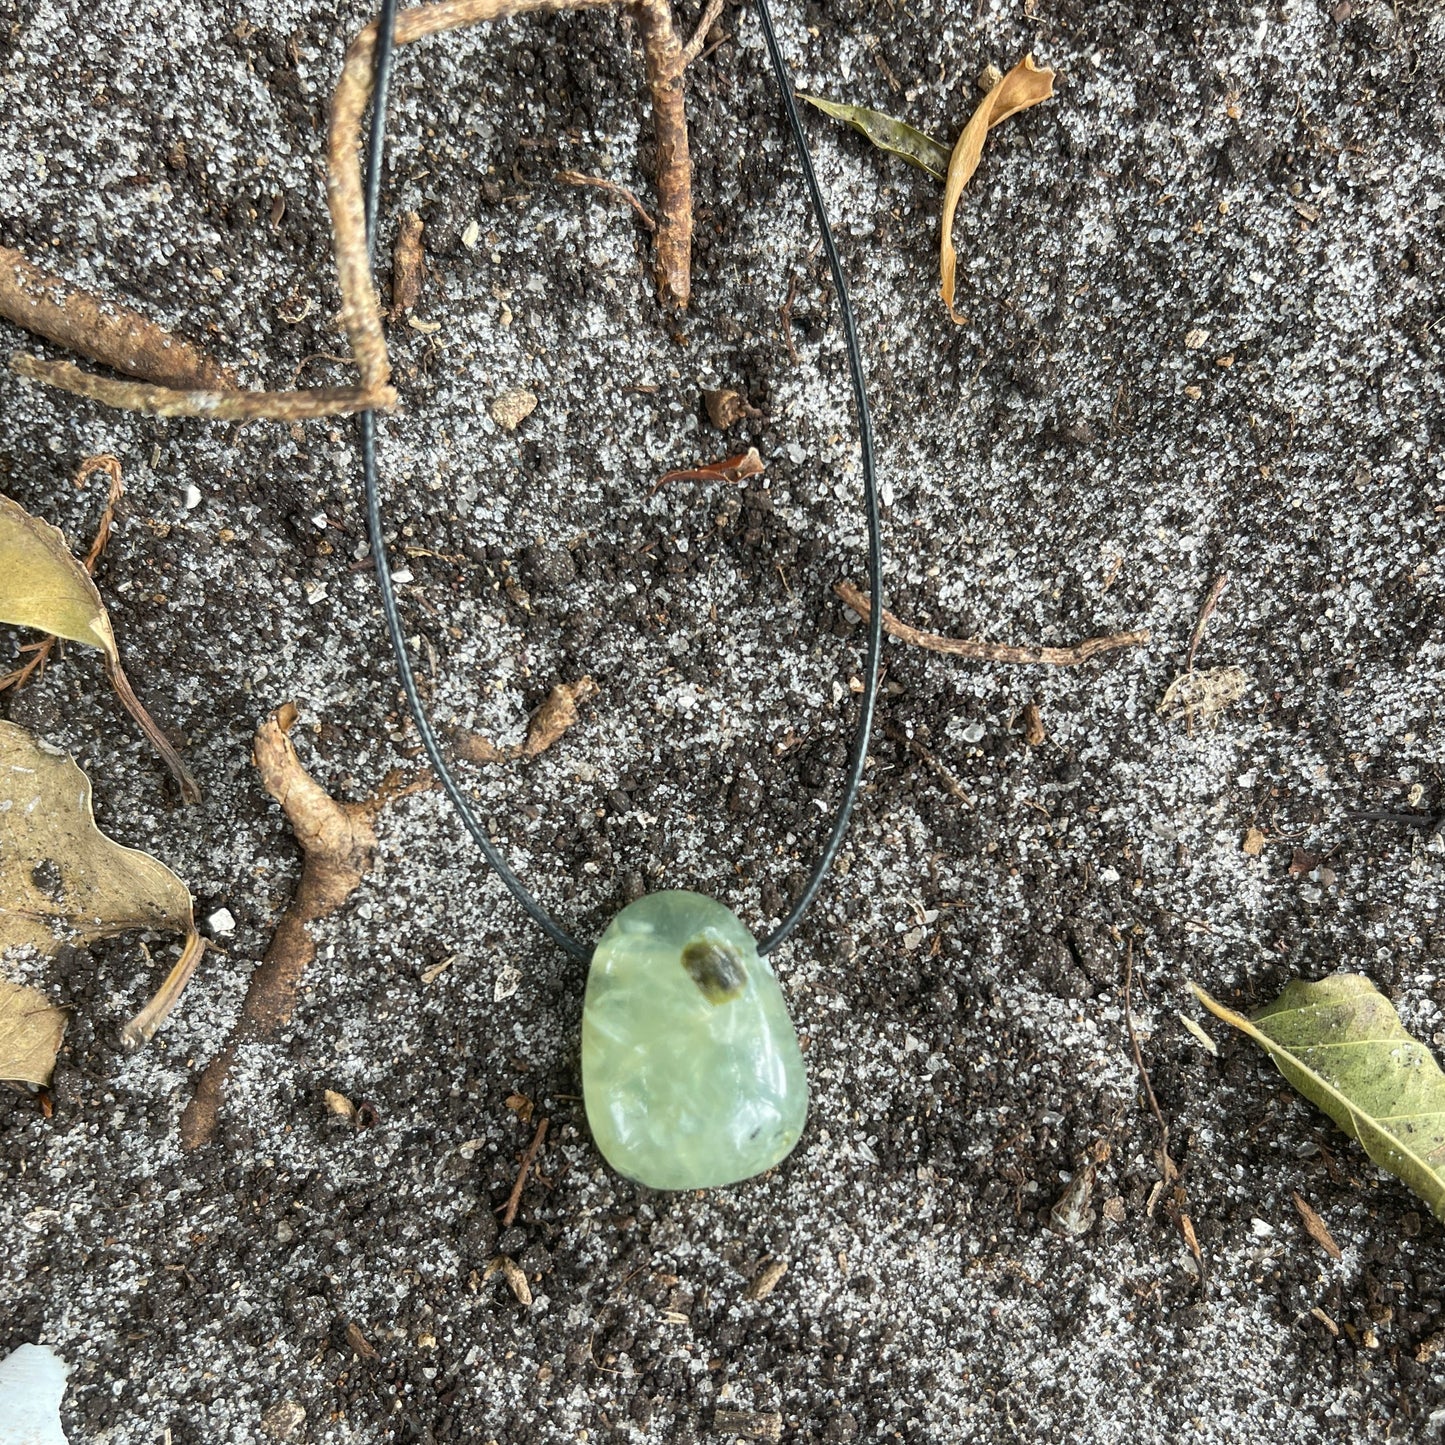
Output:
[[1292, 1191, 1342, 1260], [745, 1258, 789, 1301], [344, 1322, 378, 1360], [491, 387, 537, 431], [711, 1408, 782, 1441], [1020, 700, 1046, 746], [389, 211, 425, 317]]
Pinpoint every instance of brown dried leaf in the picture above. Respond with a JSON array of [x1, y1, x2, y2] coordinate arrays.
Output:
[[940, 55, 1055, 323], [653, 446, 765, 493], [0, 980, 67, 1087], [0, 721, 199, 1051], [522, 677, 597, 759]]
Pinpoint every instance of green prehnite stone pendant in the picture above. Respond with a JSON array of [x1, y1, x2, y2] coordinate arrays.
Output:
[[582, 891, 809, 1190]]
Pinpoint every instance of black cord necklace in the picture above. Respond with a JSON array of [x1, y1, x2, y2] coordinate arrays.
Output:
[[358, 0, 882, 1190]]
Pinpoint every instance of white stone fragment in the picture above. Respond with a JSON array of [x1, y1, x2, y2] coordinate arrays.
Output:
[[0, 1343, 69, 1445], [207, 907, 236, 936]]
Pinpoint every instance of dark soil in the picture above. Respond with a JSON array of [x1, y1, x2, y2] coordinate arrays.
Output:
[[2, 0, 1443, 1441]]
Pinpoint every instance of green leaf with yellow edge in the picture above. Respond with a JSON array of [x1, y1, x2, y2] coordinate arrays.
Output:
[[0, 720, 202, 1050], [1192, 975, 1445, 1220], [0, 979, 67, 1087], [798, 94, 953, 181], [0, 488, 199, 802]]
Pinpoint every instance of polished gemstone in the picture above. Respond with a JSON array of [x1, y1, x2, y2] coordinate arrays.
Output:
[[581, 891, 808, 1190]]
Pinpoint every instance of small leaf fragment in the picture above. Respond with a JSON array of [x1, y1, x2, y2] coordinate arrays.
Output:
[[940, 55, 1055, 323], [1192, 976, 1445, 1220], [798, 93, 953, 181], [0, 980, 67, 1087]]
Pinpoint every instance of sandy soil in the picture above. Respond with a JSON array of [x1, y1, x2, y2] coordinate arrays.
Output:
[[2, 0, 1443, 1440]]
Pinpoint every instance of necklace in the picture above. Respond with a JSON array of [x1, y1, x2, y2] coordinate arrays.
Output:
[[358, 0, 882, 1190]]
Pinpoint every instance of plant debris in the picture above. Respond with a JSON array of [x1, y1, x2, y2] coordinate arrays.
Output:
[[1020, 701, 1046, 746], [483, 1254, 533, 1306], [1292, 1191, 1342, 1260], [491, 387, 538, 431], [1157, 665, 1248, 727], [0, 486, 200, 802], [556, 169, 657, 231], [1049, 1157, 1098, 1237], [181, 704, 383, 1149], [522, 677, 598, 757], [703, 386, 761, 430], [389, 211, 426, 318], [835, 579, 1148, 666], [1192, 976, 1445, 1220], [0, 455, 122, 694], [653, 446, 765, 493], [0, 721, 201, 1050], [0, 981, 67, 1088], [453, 677, 597, 765], [745, 1258, 789, 1301], [0, 243, 237, 390], [499, 1116, 549, 1227], [939, 55, 1054, 323], [798, 93, 952, 180]]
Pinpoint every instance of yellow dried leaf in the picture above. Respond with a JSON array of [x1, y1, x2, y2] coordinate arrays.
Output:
[[0, 721, 200, 1049], [940, 55, 1055, 323], [0, 979, 67, 1087], [0, 493, 117, 660], [0, 489, 199, 802]]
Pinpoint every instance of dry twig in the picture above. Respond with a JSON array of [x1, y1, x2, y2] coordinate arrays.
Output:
[[0, 246, 236, 390], [13, 0, 719, 421], [556, 170, 656, 230], [1124, 939, 1176, 1184], [181, 703, 383, 1148], [835, 579, 1150, 667], [1185, 572, 1229, 673], [500, 1116, 550, 1227]]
